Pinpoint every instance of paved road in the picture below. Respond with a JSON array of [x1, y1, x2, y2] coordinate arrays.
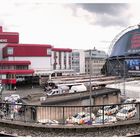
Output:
[[2, 86, 44, 100]]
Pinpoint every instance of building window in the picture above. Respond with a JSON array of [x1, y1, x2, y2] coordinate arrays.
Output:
[[7, 47, 13, 55], [47, 48, 52, 55], [16, 65, 28, 70]]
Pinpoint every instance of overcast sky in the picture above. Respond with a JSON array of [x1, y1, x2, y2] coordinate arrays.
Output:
[[0, 0, 140, 53]]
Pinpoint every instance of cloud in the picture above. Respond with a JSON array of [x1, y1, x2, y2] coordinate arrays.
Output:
[[0, 1, 134, 53], [76, 3, 128, 15], [70, 3, 131, 27]]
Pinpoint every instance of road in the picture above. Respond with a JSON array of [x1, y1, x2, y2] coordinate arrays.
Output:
[[2, 86, 44, 100]]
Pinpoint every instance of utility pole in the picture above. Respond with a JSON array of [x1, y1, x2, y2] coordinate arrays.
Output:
[[89, 49, 92, 122], [123, 56, 126, 96]]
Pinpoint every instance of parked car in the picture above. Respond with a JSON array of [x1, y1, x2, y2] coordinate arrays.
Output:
[[69, 84, 87, 93], [93, 115, 117, 125], [134, 98, 140, 103], [5, 94, 20, 102], [66, 112, 95, 125], [123, 98, 136, 104], [97, 105, 119, 116], [46, 89, 63, 96], [116, 106, 136, 120], [37, 119, 59, 125], [121, 98, 136, 108]]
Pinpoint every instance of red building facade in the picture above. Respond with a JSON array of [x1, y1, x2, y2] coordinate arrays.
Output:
[[0, 26, 72, 88]]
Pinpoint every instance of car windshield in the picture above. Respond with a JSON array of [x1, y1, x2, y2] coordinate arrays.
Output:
[[106, 117, 113, 121], [124, 99, 135, 103], [96, 116, 108, 123], [103, 106, 110, 111], [73, 114, 82, 119], [47, 90, 54, 95], [119, 109, 128, 114], [124, 100, 131, 103], [95, 117, 103, 123]]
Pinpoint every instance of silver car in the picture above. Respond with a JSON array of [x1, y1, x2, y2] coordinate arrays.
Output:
[[116, 107, 136, 120], [97, 105, 119, 116]]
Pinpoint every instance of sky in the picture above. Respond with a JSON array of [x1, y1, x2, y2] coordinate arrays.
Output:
[[0, 0, 140, 54]]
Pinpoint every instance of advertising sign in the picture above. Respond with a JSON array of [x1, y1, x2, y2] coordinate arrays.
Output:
[[110, 28, 140, 57], [0, 39, 7, 43], [126, 59, 140, 71], [0, 34, 19, 43]]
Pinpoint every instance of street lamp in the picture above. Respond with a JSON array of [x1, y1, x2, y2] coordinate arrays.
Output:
[[123, 56, 126, 96], [89, 49, 92, 122]]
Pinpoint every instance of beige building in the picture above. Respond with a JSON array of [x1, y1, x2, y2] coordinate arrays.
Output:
[[85, 49, 107, 76]]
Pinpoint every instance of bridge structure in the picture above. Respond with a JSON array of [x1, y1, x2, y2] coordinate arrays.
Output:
[[0, 101, 140, 137], [1, 77, 140, 137], [0, 115, 140, 137]]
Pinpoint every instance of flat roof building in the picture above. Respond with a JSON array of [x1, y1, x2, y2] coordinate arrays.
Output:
[[85, 49, 107, 76], [0, 26, 72, 89]]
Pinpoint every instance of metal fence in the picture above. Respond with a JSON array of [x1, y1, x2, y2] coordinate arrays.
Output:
[[0, 102, 140, 126]]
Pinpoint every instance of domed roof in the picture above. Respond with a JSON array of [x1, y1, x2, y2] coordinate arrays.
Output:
[[110, 28, 140, 57]]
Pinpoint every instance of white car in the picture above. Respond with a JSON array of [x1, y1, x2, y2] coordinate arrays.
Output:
[[121, 98, 136, 108], [97, 105, 119, 116], [37, 119, 59, 125], [134, 98, 140, 103], [66, 112, 95, 125], [46, 89, 63, 96], [5, 94, 20, 102], [116, 107, 136, 120], [123, 98, 136, 103], [93, 115, 117, 125]]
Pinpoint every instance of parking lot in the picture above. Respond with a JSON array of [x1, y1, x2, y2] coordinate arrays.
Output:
[[1, 85, 140, 126], [2, 85, 43, 100]]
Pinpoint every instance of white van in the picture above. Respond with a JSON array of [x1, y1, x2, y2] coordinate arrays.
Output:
[[69, 84, 87, 93]]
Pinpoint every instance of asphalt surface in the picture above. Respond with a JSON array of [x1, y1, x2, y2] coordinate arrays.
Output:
[[2, 85, 44, 100]]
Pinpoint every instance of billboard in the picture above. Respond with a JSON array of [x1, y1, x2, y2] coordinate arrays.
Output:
[[110, 28, 140, 57], [126, 59, 140, 71]]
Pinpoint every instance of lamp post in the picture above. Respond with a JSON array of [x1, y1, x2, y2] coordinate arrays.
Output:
[[123, 56, 126, 96], [89, 49, 92, 122]]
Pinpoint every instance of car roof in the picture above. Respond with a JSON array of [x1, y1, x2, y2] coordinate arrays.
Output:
[[125, 98, 135, 101], [77, 112, 86, 115], [97, 115, 109, 119], [11, 94, 20, 96], [121, 106, 135, 110]]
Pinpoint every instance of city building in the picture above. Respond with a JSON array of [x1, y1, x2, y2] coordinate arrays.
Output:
[[71, 49, 85, 74], [102, 24, 140, 77], [0, 26, 73, 89], [85, 48, 107, 76]]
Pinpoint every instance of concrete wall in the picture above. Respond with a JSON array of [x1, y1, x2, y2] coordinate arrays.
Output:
[[0, 120, 140, 136], [35, 93, 120, 122], [36, 106, 83, 122]]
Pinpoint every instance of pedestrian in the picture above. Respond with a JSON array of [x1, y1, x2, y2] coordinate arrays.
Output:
[[14, 86, 17, 91], [31, 106, 36, 121], [10, 109, 14, 121], [5, 101, 9, 116], [0, 110, 4, 119]]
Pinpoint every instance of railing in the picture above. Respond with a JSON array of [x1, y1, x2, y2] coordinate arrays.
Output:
[[0, 102, 140, 126]]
